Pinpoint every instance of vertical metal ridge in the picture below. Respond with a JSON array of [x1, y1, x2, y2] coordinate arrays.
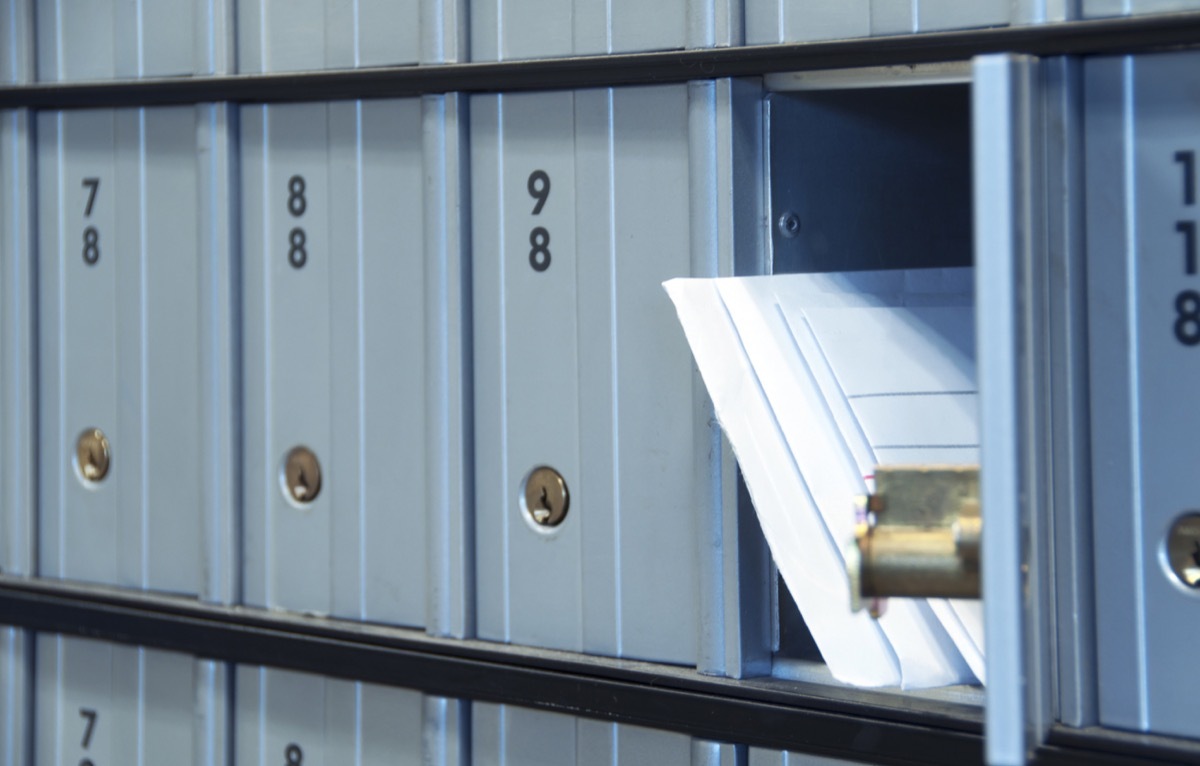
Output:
[[354, 100, 367, 621], [974, 52, 1028, 766], [605, 88, 622, 654], [137, 109, 150, 589], [1118, 53, 1150, 727]]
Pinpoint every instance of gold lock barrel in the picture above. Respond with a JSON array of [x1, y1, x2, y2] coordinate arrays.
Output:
[[857, 525, 980, 600], [849, 466, 982, 612]]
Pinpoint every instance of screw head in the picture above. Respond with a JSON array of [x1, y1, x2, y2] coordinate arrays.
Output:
[[522, 466, 569, 528], [283, 446, 322, 505], [777, 212, 801, 239], [75, 428, 111, 483], [1166, 512, 1200, 588]]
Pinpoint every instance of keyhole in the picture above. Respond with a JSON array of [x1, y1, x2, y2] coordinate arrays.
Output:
[[1166, 512, 1200, 589], [75, 428, 111, 484], [522, 466, 569, 529], [282, 446, 322, 505], [85, 444, 102, 477], [533, 485, 552, 523], [294, 467, 309, 499]]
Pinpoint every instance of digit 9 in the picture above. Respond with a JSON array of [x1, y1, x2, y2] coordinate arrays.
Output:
[[528, 170, 550, 215]]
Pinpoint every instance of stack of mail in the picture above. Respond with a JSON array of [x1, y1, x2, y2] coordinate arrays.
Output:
[[664, 268, 983, 689]]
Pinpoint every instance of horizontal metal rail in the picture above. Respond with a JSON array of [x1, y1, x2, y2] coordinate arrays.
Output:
[[0, 576, 979, 766], [0, 12, 1199, 108], [2, 577, 1199, 765]]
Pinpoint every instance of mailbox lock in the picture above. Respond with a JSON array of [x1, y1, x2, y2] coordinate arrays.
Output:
[[1165, 512, 1200, 589], [75, 428, 111, 483], [282, 446, 322, 505], [847, 465, 981, 614], [522, 466, 569, 528]]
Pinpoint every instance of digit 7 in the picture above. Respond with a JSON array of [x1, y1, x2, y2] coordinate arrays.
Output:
[[79, 708, 97, 748], [81, 178, 100, 217]]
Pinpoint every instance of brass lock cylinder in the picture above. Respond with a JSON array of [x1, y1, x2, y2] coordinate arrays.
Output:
[[75, 427, 111, 484], [522, 466, 569, 529], [857, 523, 980, 600], [282, 446, 322, 505], [849, 466, 982, 613]]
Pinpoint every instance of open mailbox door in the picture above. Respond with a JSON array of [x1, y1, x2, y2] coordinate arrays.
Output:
[[974, 54, 1095, 765]]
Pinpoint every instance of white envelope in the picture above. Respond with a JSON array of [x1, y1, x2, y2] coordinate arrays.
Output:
[[664, 268, 984, 689]]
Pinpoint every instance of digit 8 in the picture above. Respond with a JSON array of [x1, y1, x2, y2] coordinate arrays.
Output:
[[82, 226, 100, 265], [288, 228, 307, 269], [1175, 289, 1200, 346], [287, 176, 307, 217], [529, 226, 551, 272]]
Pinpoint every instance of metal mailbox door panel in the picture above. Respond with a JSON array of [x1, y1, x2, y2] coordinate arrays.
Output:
[[0, 108, 33, 581], [1086, 49, 1200, 739], [235, 667, 458, 765], [974, 53, 1093, 763], [468, 0, 687, 60], [0, 1, 32, 85], [35, 0, 227, 80], [473, 704, 698, 766], [0, 627, 28, 766], [237, 0, 421, 72], [1082, 1, 1200, 17], [37, 107, 235, 599], [241, 100, 428, 625], [35, 635, 227, 766], [743, 1, 1012, 45], [0, 106, 33, 766], [471, 86, 706, 664], [747, 749, 859, 766]]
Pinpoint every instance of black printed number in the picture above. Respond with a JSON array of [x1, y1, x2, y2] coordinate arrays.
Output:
[[1172, 151, 1199, 346], [528, 170, 550, 215], [288, 175, 307, 217], [82, 178, 100, 217], [1176, 151, 1195, 207], [1178, 221, 1197, 276], [527, 170, 551, 272], [78, 707, 97, 766], [529, 227, 551, 272], [288, 228, 307, 269], [285, 743, 303, 766], [82, 227, 100, 266], [1175, 290, 1200, 346], [79, 708, 97, 748], [81, 178, 101, 266], [286, 175, 308, 269]]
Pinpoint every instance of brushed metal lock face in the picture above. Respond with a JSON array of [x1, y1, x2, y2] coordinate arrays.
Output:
[[522, 466, 569, 528], [282, 446, 322, 505], [1165, 513, 1200, 589], [75, 428, 111, 484]]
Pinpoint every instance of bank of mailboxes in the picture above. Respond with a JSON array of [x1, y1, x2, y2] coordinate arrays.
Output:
[[5, 30, 1200, 766], [27, 633, 789, 766]]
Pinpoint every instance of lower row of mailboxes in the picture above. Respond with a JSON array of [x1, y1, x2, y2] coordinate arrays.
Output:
[[0, 631, 837, 766]]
